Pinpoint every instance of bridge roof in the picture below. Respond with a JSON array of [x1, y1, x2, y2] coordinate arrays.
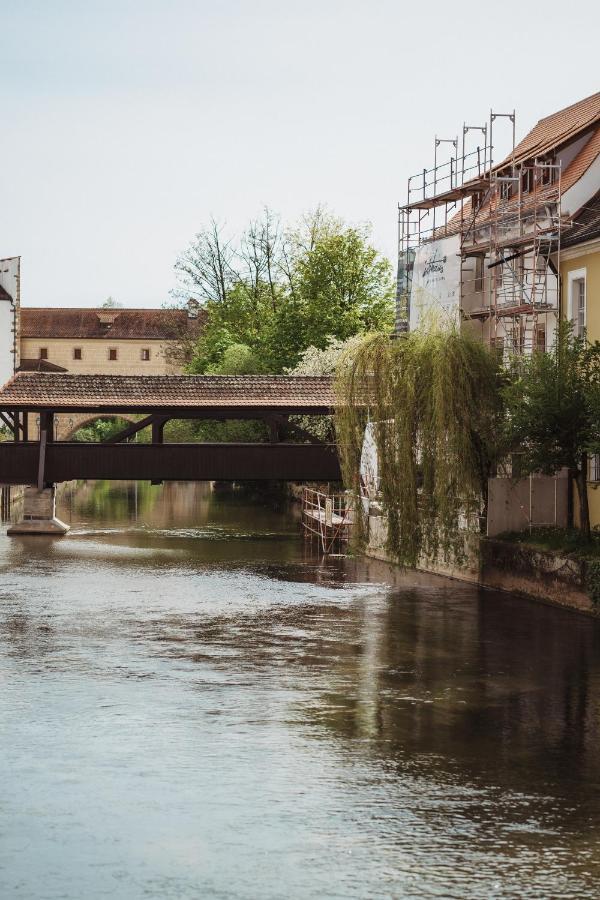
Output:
[[0, 372, 336, 415]]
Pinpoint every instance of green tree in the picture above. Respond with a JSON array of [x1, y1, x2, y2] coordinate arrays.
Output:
[[173, 209, 394, 374], [502, 322, 600, 541]]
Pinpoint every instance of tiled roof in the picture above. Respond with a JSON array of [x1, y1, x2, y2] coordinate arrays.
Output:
[[561, 189, 600, 249], [18, 358, 68, 373], [20, 307, 205, 340], [509, 92, 600, 165], [0, 373, 336, 412], [436, 93, 600, 240]]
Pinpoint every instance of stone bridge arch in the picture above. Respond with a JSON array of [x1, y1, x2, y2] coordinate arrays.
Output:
[[56, 413, 139, 441]]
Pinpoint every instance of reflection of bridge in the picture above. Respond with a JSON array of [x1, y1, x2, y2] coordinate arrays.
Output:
[[0, 373, 341, 533]]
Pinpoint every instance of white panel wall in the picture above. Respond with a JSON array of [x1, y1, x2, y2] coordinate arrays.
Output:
[[409, 235, 461, 331], [0, 257, 19, 386], [0, 298, 14, 386]]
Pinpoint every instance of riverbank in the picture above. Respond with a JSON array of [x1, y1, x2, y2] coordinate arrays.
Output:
[[365, 511, 600, 616]]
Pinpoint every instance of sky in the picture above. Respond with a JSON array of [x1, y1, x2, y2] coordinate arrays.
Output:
[[0, 0, 597, 308]]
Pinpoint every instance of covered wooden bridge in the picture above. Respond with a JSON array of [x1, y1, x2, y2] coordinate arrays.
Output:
[[0, 373, 341, 533], [0, 372, 341, 485]]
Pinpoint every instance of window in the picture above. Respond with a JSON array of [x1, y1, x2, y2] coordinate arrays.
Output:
[[39, 348, 48, 360], [534, 323, 546, 353], [474, 256, 484, 293], [521, 167, 533, 194], [568, 269, 586, 337], [109, 348, 118, 361], [141, 348, 151, 361], [589, 455, 600, 484], [73, 348, 82, 360], [491, 336, 505, 359]]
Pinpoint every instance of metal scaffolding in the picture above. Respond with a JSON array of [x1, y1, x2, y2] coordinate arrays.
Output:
[[397, 110, 563, 354]]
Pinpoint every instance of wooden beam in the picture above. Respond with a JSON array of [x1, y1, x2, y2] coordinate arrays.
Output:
[[37, 421, 48, 490], [103, 414, 155, 444], [0, 411, 14, 433], [151, 417, 167, 444]]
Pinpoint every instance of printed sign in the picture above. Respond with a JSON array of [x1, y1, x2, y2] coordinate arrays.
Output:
[[409, 235, 460, 331]]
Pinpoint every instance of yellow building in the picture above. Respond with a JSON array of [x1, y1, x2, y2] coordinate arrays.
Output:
[[17, 304, 203, 439], [560, 189, 600, 527], [19, 306, 201, 376]]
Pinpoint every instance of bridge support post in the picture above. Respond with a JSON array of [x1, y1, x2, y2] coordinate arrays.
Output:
[[7, 485, 69, 536]]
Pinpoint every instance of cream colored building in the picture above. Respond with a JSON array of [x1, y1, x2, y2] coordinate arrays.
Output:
[[18, 305, 202, 439], [19, 306, 200, 376]]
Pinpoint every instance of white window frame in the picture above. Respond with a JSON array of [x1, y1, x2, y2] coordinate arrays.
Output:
[[567, 267, 586, 336]]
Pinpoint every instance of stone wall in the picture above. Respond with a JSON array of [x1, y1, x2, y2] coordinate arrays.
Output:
[[480, 538, 594, 614], [364, 510, 597, 616]]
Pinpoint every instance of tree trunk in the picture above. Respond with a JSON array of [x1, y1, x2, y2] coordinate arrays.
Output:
[[576, 453, 592, 543]]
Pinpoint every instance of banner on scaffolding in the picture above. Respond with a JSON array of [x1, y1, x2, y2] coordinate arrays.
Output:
[[409, 234, 460, 331]]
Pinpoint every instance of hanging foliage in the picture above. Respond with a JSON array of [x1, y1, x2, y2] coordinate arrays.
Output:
[[334, 327, 501, 566]]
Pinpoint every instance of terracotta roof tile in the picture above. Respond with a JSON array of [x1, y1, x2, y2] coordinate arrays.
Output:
[[509, 92, 600, 165], [0, 373, 336, 412], [561, 189, 600, 248], [18, 358, 69, 373], [20, 307, 205, 340], [435, 93, 600, 240]]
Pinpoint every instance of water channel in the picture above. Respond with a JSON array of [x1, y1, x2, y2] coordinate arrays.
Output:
[[1, 480, 600, 899]]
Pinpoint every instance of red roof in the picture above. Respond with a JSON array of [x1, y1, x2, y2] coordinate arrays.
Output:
[[0, 372, 336, 413], [509, 91, 600, 165], [20, 307, 205, 340]]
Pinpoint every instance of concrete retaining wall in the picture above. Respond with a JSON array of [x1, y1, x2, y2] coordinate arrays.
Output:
[[365, 512, 597, 616]]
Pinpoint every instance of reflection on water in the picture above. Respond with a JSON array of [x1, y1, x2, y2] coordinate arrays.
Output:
[[1, 480, 600, 899]]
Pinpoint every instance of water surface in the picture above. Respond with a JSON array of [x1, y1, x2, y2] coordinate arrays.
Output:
[[1, 481, 600, 899]]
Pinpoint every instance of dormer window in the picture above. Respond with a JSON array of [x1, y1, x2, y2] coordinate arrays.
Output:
[[521, 167, 533, 194]]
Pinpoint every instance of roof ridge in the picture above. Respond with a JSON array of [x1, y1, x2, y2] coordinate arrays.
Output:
[[535, 90, 600, 126]]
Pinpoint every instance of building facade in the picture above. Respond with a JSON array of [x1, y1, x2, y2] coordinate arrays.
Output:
[[396, 92, 600, 533], [560, 189, 600, 527], [397, 92, 600, 359], [0, 257, 20, 387], [19, 306, 200, 376], [16, 304, 203, 439]]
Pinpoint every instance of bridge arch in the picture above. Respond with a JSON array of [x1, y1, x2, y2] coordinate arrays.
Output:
[[57, 413, 139, 442]]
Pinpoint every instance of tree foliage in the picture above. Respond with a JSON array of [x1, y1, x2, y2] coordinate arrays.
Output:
[[502, 322, 600, 540], [174, 208, 394, 374], [335, 328, 501, 566]]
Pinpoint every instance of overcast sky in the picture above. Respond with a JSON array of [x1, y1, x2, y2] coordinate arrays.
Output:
[[0, 0, 597, 308]]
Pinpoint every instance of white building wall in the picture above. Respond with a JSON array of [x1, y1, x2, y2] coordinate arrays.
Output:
[[408, 235, 461, 331], [0, 257, 19, 387]]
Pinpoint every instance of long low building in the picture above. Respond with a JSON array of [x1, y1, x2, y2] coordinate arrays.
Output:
[[17, 302, 204, 376]]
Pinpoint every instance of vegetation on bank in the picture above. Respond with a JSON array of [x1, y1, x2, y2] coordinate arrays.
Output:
[[502, 322, 600, 542], [335, 328, 502, 566], [498, 526, 600, 558]]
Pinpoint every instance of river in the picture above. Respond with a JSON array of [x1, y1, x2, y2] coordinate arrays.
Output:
[[1, 480, 600, 899]]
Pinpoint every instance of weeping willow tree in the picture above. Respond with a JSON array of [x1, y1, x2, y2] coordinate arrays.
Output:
[[335, 328, 501, 566]]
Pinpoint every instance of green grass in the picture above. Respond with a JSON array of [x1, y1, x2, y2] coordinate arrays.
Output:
[[498, 526, 600, 560]]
